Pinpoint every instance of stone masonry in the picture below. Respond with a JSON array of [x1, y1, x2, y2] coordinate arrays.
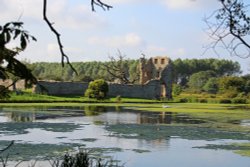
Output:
[[139, 56, 173, 99], [34, 56, 173, 99], [34, 80, 162, 99]]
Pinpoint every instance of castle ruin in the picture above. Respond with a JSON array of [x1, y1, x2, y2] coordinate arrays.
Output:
[[34, 56, 173, 99], [139, 56, 173, 99]]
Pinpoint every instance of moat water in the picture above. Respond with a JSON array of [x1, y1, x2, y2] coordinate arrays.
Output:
[[0, 106, 250, 167]]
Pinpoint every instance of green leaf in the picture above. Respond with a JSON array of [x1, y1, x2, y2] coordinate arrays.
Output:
[[5, 32, 11, 44], [20, 35, 27, 50], [13, 30, 21, 39], [31, 36, 37, 42], [12, 22, 23, 28], [3, 22, 11, 29], [0, 34, 5, 47]]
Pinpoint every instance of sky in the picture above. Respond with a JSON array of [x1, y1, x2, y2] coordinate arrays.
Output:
[[1, 0, 250, 74]]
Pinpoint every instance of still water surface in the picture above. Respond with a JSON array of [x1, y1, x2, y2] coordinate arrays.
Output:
[[0, 106, 250, 167]]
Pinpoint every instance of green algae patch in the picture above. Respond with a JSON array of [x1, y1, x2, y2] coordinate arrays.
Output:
[[72, 138, 98, 142], [105, 124, 250, 141], [194, 142, 250, 157], [0, 141, 79, 161], [0, 141, 123, 161], [0, 122, 82, 135], [132, 149, 151, 153], [234, 143, 250, 157]]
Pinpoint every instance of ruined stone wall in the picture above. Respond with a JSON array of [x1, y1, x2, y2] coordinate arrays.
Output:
[[160, 59, 173, 99], [139, 58, 154, 84], [139, 56, 173, 99], [108, 80, 161, 99], [139, 56, 171, 84], [35, 80, 161, 99], [34, 56, 173, 99], [34, 81, 89, 96]]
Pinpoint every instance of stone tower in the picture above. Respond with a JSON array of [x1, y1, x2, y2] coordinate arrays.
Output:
[[139, 56, 173, 99]]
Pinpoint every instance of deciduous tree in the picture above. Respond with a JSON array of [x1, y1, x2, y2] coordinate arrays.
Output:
[[85, 79, 109, 99], [102, 50, 139, 84], [205, 0, 250, 58]]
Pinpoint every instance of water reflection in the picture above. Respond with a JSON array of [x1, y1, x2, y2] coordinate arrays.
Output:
[[84, 106, 106, 116], [0, 106, 206, 125], [0, 106, 250, 167], [136, 112, 206, 125], [10, 112, 35, 122]]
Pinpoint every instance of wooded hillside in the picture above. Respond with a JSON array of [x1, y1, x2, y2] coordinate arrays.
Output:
[[26, 58, 241, 84]]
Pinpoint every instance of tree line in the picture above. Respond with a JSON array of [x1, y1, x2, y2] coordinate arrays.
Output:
[[171, 59, 250, 99], [25, 58, 242, 84], [26, 60, 139, 83]]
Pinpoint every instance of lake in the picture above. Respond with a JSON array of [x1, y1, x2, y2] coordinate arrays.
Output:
[[0, 105, 250, 167]]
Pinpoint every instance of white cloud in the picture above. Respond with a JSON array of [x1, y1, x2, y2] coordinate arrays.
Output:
[[145, 46, 186, 59], [0, 0, 44, 22], [105, 0, 145, 5], [0, 0, 108, 31], [163, 0, 194, 9], [174, 48, 186, 56], [88, 33, 145, 48], [47, 43, 60, 57], [145, 45, 168, 56], [162, 0, 217, 10], [43, 2, 108, 30], [105, 0, 217, 10], [124, 33, 144, 47]]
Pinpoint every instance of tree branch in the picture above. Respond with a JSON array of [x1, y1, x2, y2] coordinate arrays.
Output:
[[43, 0, 77, 74], [102, 50, 137, 84], [91, 0, 113, 11], [203, 0, 250, 58], [42, 0, 113, 75]]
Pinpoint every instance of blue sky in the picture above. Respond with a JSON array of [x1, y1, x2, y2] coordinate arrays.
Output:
[[1, 0, 249, 74]]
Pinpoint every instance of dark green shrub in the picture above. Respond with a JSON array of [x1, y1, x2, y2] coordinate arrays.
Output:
[[232, 98, 247, 104], [209, 95, 216, 98], [187, 97, 198, 103], [223, 90, 238, 98], [172, 84, 182, 96], [207, 98, 219, 104], [0, 85, 10, 99], [179, 98, 188, 103], [203, 77, 219, 94], [199, 99, 208, 103], [188, 71, 216, 93], [85, 79, 109, 100], [219, 99, 232, 104], [237, 92, 246, 98]]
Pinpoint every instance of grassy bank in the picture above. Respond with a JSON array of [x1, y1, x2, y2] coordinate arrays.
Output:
[[174, 92, 250, 104], [1, 91, 249, 104], [0, 92, 161, 103]]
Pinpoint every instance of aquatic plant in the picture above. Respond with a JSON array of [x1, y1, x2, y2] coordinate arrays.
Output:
[[0, 142, 122, 167]]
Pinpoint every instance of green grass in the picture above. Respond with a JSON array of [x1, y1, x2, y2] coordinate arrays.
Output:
[[193, 142, 250, 157], [0, 92, 161, 103], [235, 143, 250, 157], [175, 92, 250, 104]]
